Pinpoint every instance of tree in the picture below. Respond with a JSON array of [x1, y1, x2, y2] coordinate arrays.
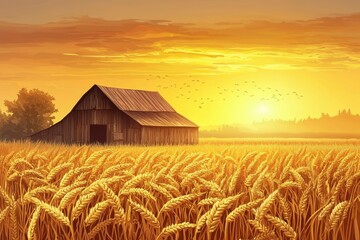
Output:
[[2, 88, 58, 139], [0, 110, 8, 137]]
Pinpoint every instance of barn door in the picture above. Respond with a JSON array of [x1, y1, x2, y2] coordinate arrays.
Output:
[[90, 124, 107, 144]]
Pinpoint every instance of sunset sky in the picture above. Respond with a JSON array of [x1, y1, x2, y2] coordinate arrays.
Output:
[[1, 0, 360, 128]]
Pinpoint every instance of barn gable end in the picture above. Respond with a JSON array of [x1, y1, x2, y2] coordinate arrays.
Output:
[[74, 86, 115, 110]]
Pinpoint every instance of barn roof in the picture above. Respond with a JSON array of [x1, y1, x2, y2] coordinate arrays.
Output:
[[125, 111, 197, 127], [95, 85, 198, 128], [97, 85, 175, 112]]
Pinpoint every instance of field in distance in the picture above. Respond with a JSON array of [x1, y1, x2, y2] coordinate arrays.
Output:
[[0, 139, 359, 240]]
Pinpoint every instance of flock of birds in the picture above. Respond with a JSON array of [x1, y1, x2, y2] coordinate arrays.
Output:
[[146, 75, 304, 109]]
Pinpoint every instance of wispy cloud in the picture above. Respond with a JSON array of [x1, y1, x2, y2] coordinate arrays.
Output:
[[1, 14, 360, 74]]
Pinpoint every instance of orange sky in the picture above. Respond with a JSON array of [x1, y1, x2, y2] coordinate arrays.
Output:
[[1, 2, 360, 128]]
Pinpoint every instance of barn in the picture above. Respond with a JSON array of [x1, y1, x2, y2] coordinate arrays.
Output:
[[31, 84, 198, 145]]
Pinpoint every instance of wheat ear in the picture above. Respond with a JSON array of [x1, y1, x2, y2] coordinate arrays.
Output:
[[120, 187, 157, 202], [100, 183, 124, 221], [158, 193, 200, 216], [329, 201, 350, 230], [248, 219, 270, 233], [226, 198, 263, 223], [28, 197, 70, 227], [256, 190, 279, 220], [88, 218, 116, 239], [196, 211, 211, 231], [128, 199, 160, 229], [72, 192, 98, 220], [0, 206, 10, 224], [59, 187, 84, 210], [27, 206, 41, 240], [206, 195, 240, 232], [156, 222, 196, 240], [85, 200, 111, 225], [265, 214, 296, 239], [46, 163, 72, 182]]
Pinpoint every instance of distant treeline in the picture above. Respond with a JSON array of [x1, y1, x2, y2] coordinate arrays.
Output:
[[200, 109, 360, 138]]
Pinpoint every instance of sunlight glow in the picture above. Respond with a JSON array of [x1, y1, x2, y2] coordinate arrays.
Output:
[[257, 104, 270, 116]]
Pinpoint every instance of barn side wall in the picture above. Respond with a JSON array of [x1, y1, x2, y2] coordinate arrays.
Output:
[[140, 127, 199, 145], [31, 122, 64, 143], [31, 110, 142, 144]]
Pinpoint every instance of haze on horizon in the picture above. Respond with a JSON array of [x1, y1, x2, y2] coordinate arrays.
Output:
[[1, 0, 360, 129]]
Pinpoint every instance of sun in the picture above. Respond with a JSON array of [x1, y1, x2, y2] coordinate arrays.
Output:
[[257, 104, 270, 117]]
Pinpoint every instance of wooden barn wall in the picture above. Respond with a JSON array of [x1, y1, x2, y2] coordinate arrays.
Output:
[[31, 110, 141, 144], [61, 110, 119, 144], [125, 119, 141, 145], [31, 122, 63, 143], [140, 127, 199, 145], [75, 87, 115, 110]]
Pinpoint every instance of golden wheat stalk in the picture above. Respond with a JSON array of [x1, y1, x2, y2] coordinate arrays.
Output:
[[156, 222, 196, 240], [206, 195, 240, 232], [23, 185, 56, 201], [0, 206, 10, 224], [59, 166, 93, 188], [86, 199, 111, 226], [252, 167, 268, 194], [46, 162, 72, 182], [265, 214, 296, 239], [72, 192, 98, 220], [199, 198, 221, 207], [256, 190, 279, 220], [9, 199, 19, 240], [0, 187, 12, 205], [329, 201, 350, 230], [7, 158, 33, 174], [7, 169, 45, 182], [197, 178, 224, 198], [87, 218, 116, 239], [27, 206, 41, 240], [318, 202, 335, 220], [278, 194, 291, 222], [147, 182, 173, 201], [226, 198, 263, 223], [27, 197, 70, 227], [346, 172, 360, 190], [89, 155, 108, 180], [85, 150, 111, 165], [121, 173, 153, 190], [253, 231, 278, 240], [99, 183, 124, 221], [120, 187, 157, 202], [82, 176, 124, 196], [59, 187, 84, 210], [158, 193, 201, 216], [248, 219, 270, 233], [159, 182, 181, 197], [279, 181, 301, 190], [196, 211, 211, 231], [290, 168, 305, 189], [52, 180, 87, 201], [244, 173, 257, 187], [128, 199, 160, 229], [100, 163, 133, 178], [299, 183, 312, 214]]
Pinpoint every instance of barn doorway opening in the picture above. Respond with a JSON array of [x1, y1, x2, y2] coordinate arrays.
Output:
[[90, 124, 107, 144]]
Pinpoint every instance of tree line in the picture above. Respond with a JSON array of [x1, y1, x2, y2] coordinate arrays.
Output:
[[0, 88, 57, 140]]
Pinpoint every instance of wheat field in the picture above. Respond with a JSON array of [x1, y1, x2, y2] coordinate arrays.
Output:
[[0, 139, 359, 240]]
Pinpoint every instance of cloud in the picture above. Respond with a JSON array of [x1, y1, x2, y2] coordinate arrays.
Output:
[[1, 14, 360, 73]]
